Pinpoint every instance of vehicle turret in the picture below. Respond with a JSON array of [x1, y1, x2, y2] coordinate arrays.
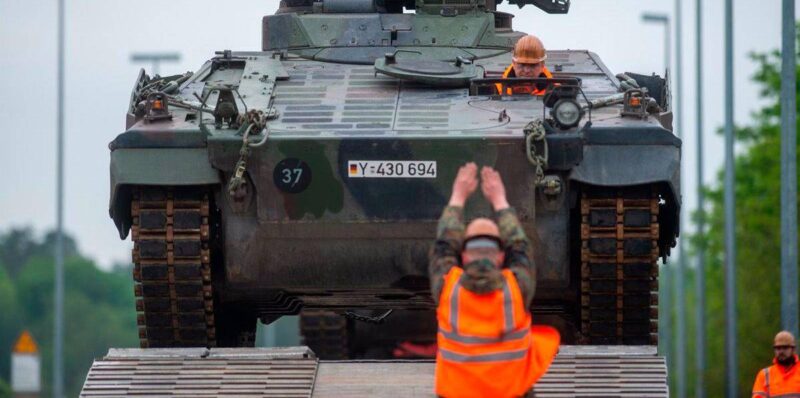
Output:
[[263, 0, 568, 66]]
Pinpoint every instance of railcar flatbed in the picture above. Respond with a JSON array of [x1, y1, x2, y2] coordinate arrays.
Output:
[[80, 346, 667, 397]]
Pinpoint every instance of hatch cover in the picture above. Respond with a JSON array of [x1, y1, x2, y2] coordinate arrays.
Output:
[[374, 53, 480, 87], [391, 60, 461, 75]]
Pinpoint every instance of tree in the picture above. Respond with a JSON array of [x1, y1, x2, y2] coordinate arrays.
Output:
[[0, 378, 10, 398], [0, 227, 78, 279], [0, 228, 36, 278], [0, 265, 20, 390], [12, 253, 138, 396], [690, 29, 799, 395], [0, 227, 136, 396]]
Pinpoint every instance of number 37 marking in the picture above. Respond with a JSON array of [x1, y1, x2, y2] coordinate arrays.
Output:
[[273, 158, 312, 193], [281, 168, 303, 187]]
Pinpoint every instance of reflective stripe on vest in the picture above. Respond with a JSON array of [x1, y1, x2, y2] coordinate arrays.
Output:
[[440, 347, 529, 363], [434, 267, 560, 398], [440, 273, 529, 345], [503, 280, 514, 333], [760, 361, 800, 397], [440, 327, 529, 345], [450, 279, 460, 334], [767, 367, 771, 397], [437, 268, 532, 363]]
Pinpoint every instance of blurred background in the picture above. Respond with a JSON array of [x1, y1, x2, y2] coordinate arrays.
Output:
[[0, 0, 797, 396]]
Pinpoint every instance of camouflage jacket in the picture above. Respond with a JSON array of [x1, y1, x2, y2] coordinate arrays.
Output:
[[428, 205, 536, 306]]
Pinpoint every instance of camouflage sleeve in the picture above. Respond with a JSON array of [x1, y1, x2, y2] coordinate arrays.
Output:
[[496, 207, 536, 307], [428, 206, 464, 304]]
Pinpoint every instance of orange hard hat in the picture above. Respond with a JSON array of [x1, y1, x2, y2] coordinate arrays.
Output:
[[513, 35, 547, 64], [775, 331, 796, 347], [465, 218, 501, 241]]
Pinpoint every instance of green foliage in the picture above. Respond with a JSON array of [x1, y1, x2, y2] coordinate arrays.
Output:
[[0, 228, 136, 397], [0, 266, 21, 386], [0, 227, 77, 278], [688, 28, 799, 396], [0, 377, 10, 398], [0, 228, 35, 278]]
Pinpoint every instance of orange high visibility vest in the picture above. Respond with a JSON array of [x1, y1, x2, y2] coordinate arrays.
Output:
[[435, 266, 560, 398], [753, 356, 800, 397], [495, 64, 554, 96]]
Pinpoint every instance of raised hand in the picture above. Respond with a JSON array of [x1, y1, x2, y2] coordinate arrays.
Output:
[[449, 162, 479, 207], [481, 166, 509, 211]]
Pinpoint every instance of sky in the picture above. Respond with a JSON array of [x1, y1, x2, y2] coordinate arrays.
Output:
[[0, 0, 796, 268]]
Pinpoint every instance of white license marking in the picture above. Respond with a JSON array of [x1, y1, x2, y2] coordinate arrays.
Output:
[[348, 161, 437, 178]]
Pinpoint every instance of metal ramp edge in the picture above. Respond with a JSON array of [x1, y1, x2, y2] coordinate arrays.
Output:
[[79, 347, 319, 397], [533, 345, 669, 397], [80, 346, 667, 397], [313, 346, 668, 398]]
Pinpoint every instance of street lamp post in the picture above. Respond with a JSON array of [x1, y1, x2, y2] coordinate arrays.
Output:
[[130, 53, 181, 76], [694, 0, 706, 396], [642, 12, 685, 398], [671, 3, 686, 398], [54, 0, 65, 396], [780, 0, 798, 338], [642, 14, 671, 76], [723, 0, 737, 396]]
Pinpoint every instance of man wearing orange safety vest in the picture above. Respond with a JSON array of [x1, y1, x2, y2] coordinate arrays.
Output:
[[429, 162, 560, 398], [496, 35, 553, 96], [753, 331, 800, 397]]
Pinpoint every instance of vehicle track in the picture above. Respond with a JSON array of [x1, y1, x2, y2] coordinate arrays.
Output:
[[580, 187, 660, 345], [131, 187, 216, 348]]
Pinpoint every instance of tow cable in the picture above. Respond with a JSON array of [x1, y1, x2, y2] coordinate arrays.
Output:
[[227, 110, 269, 200], [524, 119, 548, 187]]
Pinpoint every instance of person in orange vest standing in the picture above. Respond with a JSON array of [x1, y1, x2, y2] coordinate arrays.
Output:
[[429, 162, 560, 398], [496, 35, 553, 96], [752, 331, 800, 397]]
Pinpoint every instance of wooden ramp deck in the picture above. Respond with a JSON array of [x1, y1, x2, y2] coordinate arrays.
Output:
[[80, 346, 667, 397]]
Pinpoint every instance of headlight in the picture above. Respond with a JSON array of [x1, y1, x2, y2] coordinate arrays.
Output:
[[552, 98, 582, 128]]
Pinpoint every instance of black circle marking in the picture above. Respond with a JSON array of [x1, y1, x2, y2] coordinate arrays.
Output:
[[273, 158, 312, 194]]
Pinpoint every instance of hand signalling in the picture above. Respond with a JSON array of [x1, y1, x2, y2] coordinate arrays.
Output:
[[448, 162, 479, 207], [480, 166, 509, 211], [448, 163, 509, 211]]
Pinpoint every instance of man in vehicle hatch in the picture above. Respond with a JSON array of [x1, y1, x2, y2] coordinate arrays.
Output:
[[429, 162, 560, 398], [496, 34, 553, 96]]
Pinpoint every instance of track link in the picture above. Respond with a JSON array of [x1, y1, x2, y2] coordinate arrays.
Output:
[[131, 187, 216, 348], [300, 310, 349, 359], [580, 187, 660, 345]]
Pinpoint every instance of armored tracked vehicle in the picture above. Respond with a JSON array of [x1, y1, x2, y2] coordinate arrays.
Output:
[[109, 0, 680, 354]]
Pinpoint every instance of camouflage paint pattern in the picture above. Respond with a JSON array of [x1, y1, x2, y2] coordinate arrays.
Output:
[[108, 1, 680, 341]]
